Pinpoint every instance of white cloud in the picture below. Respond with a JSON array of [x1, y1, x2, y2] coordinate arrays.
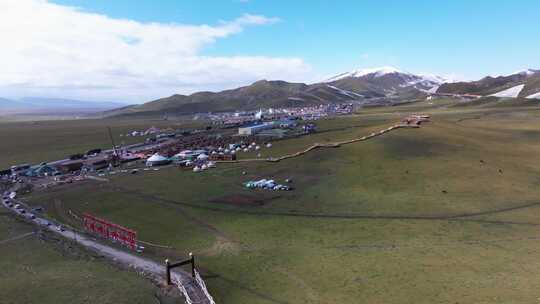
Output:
[[0, 0, 310, 102]]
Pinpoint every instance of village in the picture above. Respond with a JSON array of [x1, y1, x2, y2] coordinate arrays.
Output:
[[0, 105, 342, 184], [0, 111, 428, 193]]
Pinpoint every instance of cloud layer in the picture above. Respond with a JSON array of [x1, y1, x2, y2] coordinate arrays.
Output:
[[0, 0, 311, 102]]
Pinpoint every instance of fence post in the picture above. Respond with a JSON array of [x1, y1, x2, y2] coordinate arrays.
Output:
[[190, 252, 195, 278], [165, 258, 171, 285]]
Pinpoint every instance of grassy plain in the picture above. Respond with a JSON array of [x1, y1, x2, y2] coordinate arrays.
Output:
[[0, 117, 202, 169], [4, 98, 540, 303]]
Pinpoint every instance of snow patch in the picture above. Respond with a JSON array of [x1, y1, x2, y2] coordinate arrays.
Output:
[[326, 85, 364, 98], [489, 84, 525, 98], [526, 92, 540, 100], [515, 69, 538, 76]]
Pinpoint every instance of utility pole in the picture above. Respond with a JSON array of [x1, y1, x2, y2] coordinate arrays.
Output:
[[107, 127, 120, 167]]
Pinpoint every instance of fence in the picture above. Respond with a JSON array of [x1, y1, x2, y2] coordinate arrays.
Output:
[[172, 269, 216, 304], [195, 269, 216, 304]]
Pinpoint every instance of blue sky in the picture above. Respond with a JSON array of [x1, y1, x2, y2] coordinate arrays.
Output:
[[53, 0, 539, 80], [1, 0, 538, 102]]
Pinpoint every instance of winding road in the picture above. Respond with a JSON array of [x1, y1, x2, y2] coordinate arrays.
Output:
[[1, 194, 212, 304]]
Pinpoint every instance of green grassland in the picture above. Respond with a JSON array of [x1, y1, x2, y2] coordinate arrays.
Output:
[[4, 100, 540, 303], [0, 117, 207, 169], [0, 214, 158, 304]]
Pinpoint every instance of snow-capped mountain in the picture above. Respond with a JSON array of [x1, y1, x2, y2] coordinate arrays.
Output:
[[325, 66, 405, 82], [323, 66, 450, 98], [516, 69, 539, 76], [327, 66, 450, 89], [108, 67, 540, 117]]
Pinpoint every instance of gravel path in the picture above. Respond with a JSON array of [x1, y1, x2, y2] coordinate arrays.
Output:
[[1, 195, 211, 304]]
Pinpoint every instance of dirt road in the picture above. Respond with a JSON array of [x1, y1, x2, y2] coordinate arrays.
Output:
[[1, 195, 212, 304]]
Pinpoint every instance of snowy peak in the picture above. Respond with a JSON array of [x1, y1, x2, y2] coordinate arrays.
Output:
[[326, 66, 407, 82], [515, 69, 539, 76], [325, 66, 449, 86], [324, 66, 452, 95]]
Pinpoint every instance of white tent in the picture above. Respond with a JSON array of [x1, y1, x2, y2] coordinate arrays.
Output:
[[146, 153, 170, 167]]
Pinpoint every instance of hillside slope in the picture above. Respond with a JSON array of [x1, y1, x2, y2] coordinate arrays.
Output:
[[437, 69, 540, 97], [107, 67, 443, 117], [106, 80, 361, 117]]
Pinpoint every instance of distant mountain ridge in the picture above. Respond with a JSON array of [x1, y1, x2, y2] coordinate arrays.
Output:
[[105, 80, 360, 117], [107, 67, 450, 117], [7, 67, 538, 118], [437, 69, 540, 98], [0, 97, 127, 114]]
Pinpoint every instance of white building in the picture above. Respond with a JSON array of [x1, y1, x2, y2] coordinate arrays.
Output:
[[238, 123, 275, 135]]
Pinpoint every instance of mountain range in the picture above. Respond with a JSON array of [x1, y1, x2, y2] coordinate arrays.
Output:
[[106, 67, 451, 117], [4, 67, 539, 118], [0, 97, 127, 114]]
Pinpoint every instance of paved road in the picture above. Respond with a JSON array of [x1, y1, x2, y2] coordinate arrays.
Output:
[[1, 194, 211, 304]]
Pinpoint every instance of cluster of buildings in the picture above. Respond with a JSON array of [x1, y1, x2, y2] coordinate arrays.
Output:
[[1, 106, 326, 184], [237, 119, 297, 137], [209, 103, 354, 127], [122, 126, 170, 137]]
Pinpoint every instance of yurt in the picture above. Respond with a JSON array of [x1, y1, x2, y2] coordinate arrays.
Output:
[[146, 153, 170, 167], [197, 153, 209, 161]]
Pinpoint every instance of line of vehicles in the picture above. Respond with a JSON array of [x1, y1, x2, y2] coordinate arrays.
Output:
[[2, 192, 65, 232], [2, 191, 146, 253]]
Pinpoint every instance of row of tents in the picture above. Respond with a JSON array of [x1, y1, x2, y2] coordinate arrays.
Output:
[[244, 179, 292, 191], [145, 151, 211, 167]]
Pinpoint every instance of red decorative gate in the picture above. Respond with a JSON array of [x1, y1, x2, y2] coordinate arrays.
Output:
[[83, 213, 137, 250]]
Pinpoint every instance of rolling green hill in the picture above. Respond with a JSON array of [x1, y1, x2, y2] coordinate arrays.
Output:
[[106, 68, 446, 117], [105, 80, 361, 117], [107, 68, 540, 118]]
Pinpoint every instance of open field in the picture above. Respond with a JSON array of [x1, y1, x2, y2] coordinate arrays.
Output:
[[0, 214, 160, 304], [4, 100, 540, 303], [0, 117, 203, 169]]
